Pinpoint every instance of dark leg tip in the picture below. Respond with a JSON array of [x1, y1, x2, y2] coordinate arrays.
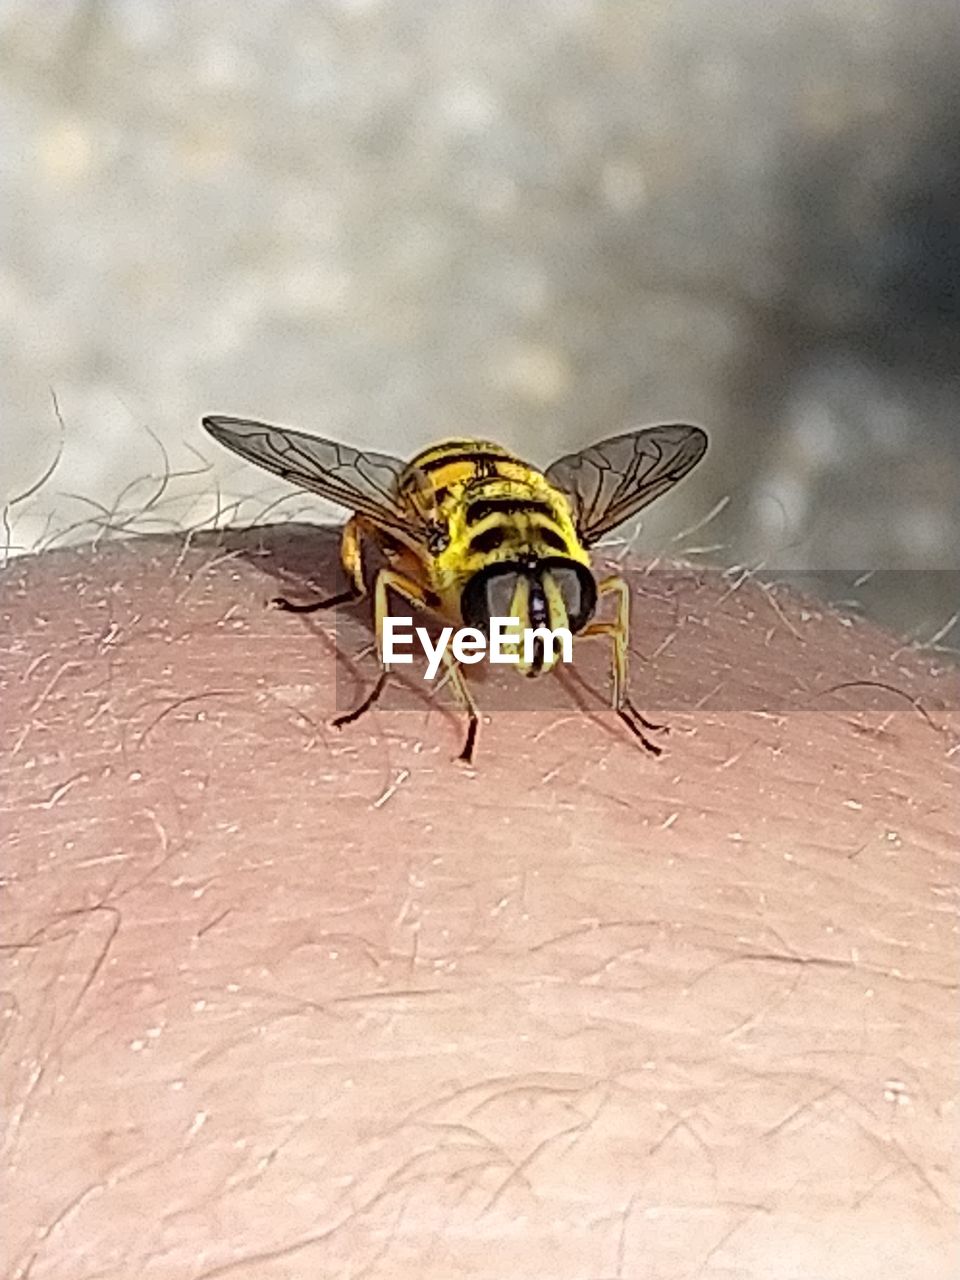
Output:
[[271, 588, 361, 614], [457, 717, 479, 766], [617, 708, 666, 756], [329, 670, 389, 732], [624, 698, 669, 734]]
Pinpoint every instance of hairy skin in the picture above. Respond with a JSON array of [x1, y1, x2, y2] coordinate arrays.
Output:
[[1, 526, 957, 1280]]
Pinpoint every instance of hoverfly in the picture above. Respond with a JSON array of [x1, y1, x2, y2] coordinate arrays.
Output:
[[202, 415, 707, 763]]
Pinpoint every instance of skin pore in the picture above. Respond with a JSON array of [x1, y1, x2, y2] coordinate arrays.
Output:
[[1, 524, 957, 1280]]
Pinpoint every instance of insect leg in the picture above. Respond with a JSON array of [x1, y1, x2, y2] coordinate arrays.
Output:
[[332, 567, 480, 762], [330, 566, 430, 731], [331, 669, 388, 727], [273, 516, 367, 613], [274, 589, 359, 613], [369, 568, 433, 661], [435, 647, 481, 765], [579, 574, 666, 755], [330, 568, 422, 727]]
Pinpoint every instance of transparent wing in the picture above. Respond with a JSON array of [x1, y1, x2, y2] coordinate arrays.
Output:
[[545, 424, 708, 546], [203, 415, 424, 540]]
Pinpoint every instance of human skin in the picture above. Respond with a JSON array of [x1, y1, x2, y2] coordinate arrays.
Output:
[[2, 525, 957, 1280]]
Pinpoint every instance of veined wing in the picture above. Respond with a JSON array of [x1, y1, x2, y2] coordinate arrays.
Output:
[[545, 424, 708, 546], [202, 415, 425, 540]]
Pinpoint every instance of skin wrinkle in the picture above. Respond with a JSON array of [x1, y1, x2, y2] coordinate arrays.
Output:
[[1, 529, 958, 1279]]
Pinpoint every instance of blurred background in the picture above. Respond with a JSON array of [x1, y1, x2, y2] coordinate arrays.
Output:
[[2, 0, 958, 643]]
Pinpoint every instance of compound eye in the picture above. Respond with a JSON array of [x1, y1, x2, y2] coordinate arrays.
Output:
[[545, 561, 597, 633], [460, 567, 521, 634]]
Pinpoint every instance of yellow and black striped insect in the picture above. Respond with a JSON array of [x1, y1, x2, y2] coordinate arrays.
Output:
[[202, 415, 707, 763]]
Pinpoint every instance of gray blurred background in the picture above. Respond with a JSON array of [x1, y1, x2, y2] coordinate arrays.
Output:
[[2, 0, 958, 643]]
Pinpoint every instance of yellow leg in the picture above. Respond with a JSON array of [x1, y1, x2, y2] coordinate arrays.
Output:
[[579, 574, 666, 755], [371, 568, 431, 662], [339, 516, 367, 596], [335, 567, 480, 763]]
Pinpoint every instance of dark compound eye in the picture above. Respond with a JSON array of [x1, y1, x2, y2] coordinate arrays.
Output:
[[461, 565, 522, 633], [460, 559, 596, 635], [543, 560, 596, 632]]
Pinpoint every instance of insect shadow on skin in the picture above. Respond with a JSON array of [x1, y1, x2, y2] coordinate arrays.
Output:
[[202, 415, 708, 765]]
